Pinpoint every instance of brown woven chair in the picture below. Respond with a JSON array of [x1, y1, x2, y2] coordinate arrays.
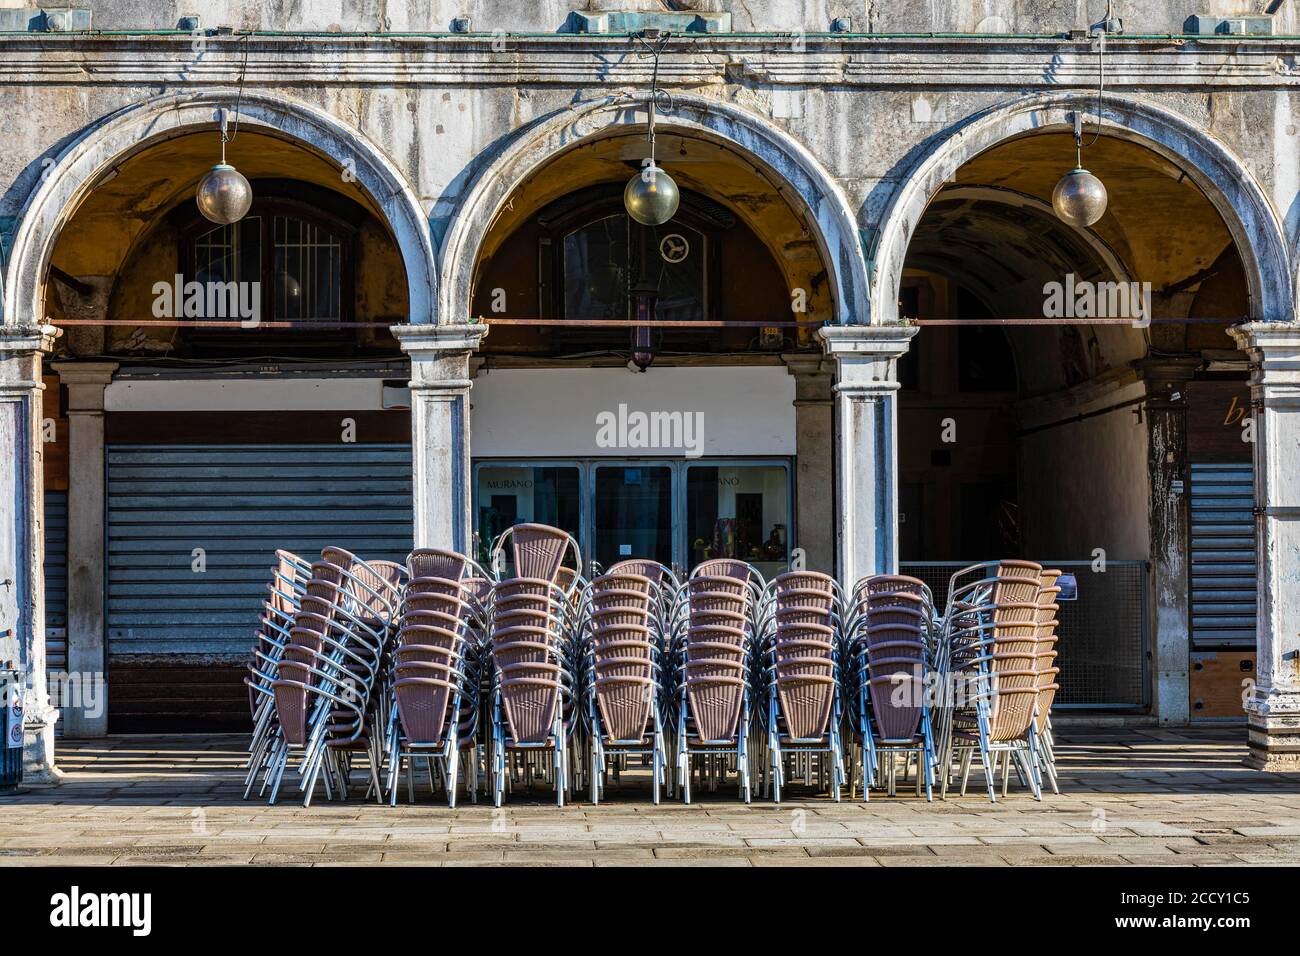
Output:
[[940, 559, 1046, 802], [673, 572, 757, 803], [756, 571, 844, 802], [491, 522, 581, 590], [580, 572, 668, 803]]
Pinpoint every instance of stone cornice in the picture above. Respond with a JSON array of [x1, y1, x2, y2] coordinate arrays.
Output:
[[0, 36, 1293, 88]]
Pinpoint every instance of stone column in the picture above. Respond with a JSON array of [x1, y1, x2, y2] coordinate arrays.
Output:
[[819, 324, 919, 589], [0, 325, 61, 784], [49, 361, 116, 738], [391, 323, 489, 554], [782, 354, 835, 575], [1229, 322, 1300, 769], [1139, 355, 1201, 726]]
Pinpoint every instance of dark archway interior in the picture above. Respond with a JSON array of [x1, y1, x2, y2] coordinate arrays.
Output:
[[898, 131, 1250, 563], [469, 128, 833, 365]]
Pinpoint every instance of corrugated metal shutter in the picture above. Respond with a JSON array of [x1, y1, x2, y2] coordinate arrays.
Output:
[[106, 443, 413, 658], [1189, 462, 1257, 649], [44, 491, 68, 673]]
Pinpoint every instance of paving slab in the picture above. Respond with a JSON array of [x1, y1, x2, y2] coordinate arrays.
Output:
[[1, 727, 1298, 866]]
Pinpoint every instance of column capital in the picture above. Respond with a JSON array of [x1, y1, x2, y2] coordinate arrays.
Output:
[[818, 323, 919, 358], [781, 352, 833, 405], [1230, 321, 1300, 388], [819, 324, 918, 393], [392, 323, 489, 390], [49, 360, 118, 387], [0, 323, 59, 355], [390, 322, 489, 355]]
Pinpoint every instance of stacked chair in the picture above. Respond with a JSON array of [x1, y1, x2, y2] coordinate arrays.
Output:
[[845, 575, 938, 800], [754, 571, 845, 802], [486, 524, 583, 807], [242, 549, 312, 798], [578, 569, 669, 804], [259, 549, 401, 806], [385, 548, 487, 807], [1033, 569, 1063, 794], [241, 530, 1067, 808], [939, 560, 1047, 802], [319, 551, 404, 803], [669, 559, 762, 803]]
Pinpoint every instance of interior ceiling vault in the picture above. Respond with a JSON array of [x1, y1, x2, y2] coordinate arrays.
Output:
[[937, 131, 1237, 295], [475, 129, 829, 313], [50, 130, 389, 277]]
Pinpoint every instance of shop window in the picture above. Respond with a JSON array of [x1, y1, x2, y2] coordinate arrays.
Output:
[[184, 202, 352, 323], [474, 465, 582, 569], [686, 464, 790, 580], [592, 465, 674, 569]]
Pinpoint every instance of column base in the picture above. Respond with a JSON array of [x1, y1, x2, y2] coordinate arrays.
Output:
[[1245, 693, 1300, 772], [21, 711, 63, 786]]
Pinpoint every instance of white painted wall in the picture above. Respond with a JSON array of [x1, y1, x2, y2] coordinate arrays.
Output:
[[1018, 402, 1151, 561], [469, 366, 795, 458], [105, 377, 386, 411]]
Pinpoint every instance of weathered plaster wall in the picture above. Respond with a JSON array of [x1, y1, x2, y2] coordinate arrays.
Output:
[[54, 1, 1300, 36], [1018, 377, 1151, 560], [0, 35, 1297, 333]]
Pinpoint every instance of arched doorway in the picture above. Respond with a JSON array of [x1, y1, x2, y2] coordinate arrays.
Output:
[[14, 98, 428, 734], [890, 121, 1261, 725], [455, 114, 843, 580]]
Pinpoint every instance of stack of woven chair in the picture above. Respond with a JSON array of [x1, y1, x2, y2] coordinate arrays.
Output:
[[579, 566, 669, 804], [242, 549, 311, 799], [846, 574, 938, 800], [385, 548, 486, 807], [670, 559, 762, 804], [940, 560, 1054, 802], [754, 570, 845, 802], [261, 548, 400, 806], [485, 523, 583, 807]]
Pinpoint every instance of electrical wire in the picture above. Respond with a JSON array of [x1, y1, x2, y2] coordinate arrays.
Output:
[[1077, 0, 1111, 163]]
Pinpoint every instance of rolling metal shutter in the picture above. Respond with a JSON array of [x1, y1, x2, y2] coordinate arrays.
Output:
[[1189, 462, 1257, 649], [106, 443, 414, 658], [44, 491, 68, 673]]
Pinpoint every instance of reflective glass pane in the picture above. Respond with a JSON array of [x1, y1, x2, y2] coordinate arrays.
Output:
[[686, 465, 790, 580], [593, 466, 673, 570], [641, 222, 705, 322], [193, 216, 261, 288], [563, 215, 628, 321], [273, 215, 342, 321], [475, 466, 581, 570]]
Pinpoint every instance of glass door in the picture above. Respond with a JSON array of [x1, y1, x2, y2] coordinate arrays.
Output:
[[591, 464, 675, 571], [474, 458, 792, 578], [473, 463, 583, 571]]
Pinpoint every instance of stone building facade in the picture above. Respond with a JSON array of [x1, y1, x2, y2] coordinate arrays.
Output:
[[1, 1, 1299, 780]]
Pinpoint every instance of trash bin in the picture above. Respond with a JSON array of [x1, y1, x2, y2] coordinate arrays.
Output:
[[0, 666, 23, 791]]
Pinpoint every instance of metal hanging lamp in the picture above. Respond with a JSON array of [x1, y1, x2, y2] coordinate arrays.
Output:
[[196, 107, 252, 226], [1053, 13, 1111, 228], [624, 31, 680, 227]]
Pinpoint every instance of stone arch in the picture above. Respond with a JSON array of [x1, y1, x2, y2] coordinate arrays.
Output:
[[4, 89, 437, 327], [438, 92, 870, 327], [872, 92, 1292, 326]]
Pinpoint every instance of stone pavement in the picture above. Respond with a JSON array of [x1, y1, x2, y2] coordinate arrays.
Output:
[[3, 726, 1300, 866]]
